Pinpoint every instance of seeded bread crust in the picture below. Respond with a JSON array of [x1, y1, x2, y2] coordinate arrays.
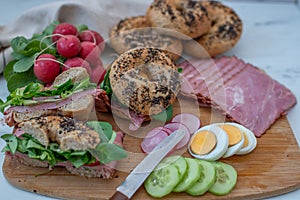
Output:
[[184, 1, 243, 58], [109, 15, 183, 61], [146, 0, 211, 39], [18, 116, 100, 151], [109, 48, 180, 116]]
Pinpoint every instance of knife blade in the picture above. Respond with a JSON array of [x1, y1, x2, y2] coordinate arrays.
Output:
[[109, 129, 186, 200]]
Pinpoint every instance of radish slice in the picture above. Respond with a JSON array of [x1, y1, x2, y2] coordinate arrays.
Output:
[[171, 113, 200, 134], [141, 130, 169, 154], [151, 126, 173, 136], [164, 122, 191, 150]]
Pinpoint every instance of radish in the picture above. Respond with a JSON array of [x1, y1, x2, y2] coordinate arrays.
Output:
[[91, 63, 106, 84], [78, 30, 105, 52], [56, 35, 81, 58], [79, 41, 101, 66], [171, 113, 201, 134], [63, 57, 92, 75], [52, 23, 78, 42], [141, 129, 169, 154], [163, 122, 191, 150], [34, 54, 60, 83]]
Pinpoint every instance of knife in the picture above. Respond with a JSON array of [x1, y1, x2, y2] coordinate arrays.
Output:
[[109, 129, 186, 200]]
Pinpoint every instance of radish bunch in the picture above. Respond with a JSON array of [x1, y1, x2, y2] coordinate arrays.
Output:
[[34, 22, 106, 85]]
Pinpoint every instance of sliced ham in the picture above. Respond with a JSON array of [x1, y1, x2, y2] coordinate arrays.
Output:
[[4, 89, 110, 126], [179, 56, 297, 137]]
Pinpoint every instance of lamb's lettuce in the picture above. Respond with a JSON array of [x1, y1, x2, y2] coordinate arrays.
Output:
[[0, 121, 127, 167]]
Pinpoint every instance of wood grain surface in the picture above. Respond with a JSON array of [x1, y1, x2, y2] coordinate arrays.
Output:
[[3, 98, 300, 200]]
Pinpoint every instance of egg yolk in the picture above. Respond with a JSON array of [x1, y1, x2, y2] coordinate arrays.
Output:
[[242, 132, 249, 148], [190, 130, 217, 155], [219, 124, 242, 146]]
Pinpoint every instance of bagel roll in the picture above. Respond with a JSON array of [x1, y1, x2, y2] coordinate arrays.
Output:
[[146, 0, 211, 39], [184, 1, 243, 58], [109, 48, 181, 116], [109, 16, 183, 61]]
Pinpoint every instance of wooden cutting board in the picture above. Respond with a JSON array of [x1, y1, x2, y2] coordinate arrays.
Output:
[[3, 98, 300, 200]]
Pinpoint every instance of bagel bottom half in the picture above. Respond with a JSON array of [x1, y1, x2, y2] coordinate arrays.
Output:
[[109, 16, 183, 61]]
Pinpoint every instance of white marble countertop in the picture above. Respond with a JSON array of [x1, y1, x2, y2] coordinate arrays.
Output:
[[0, 0, 300, 199]]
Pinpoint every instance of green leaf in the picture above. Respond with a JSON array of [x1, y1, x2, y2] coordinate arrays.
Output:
[[152, 105, 173, 122], [77, 24, 89, 32], [26, 139, 45, 150], [13, 53, 37, 73], [0, 134, 18, 154], [100, 69, 112, 96], [22, 82, 43, 98], [88, 143, 127, 164], [178, 67, 183, 73], [11, 52, 25, 60], [7, 68, 38, 93], [4, 60, 17, 81], [11, 36, 28, 53], [86, 121, 112, 143]]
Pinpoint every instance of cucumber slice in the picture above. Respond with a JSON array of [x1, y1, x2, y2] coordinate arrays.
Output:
[[161, 156, 187, 181], [186, 160, 216, 196], [209, 162, 237, 196], [173, 158, 201, 193], [144, 163, 180, 198]]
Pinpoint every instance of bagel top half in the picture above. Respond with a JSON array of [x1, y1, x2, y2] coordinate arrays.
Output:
[[146, 0, 211, 39], [109, 48, 181, 116]]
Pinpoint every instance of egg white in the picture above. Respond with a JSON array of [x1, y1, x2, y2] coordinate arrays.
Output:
[[220, 123, 245, 158], [225, 122, 257, 155], [188, 125, 229, 161]]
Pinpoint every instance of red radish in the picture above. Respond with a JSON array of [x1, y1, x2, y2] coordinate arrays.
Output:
[[79, 41, 101, 66], [56, 35, 81, 58], [52, 23, 78, 42], [91, 64, 106, 84], [78, 30, 105, 52], [171, 113, 201, 134], [141, 130, 169, 154], [63, 57, 92, 75], [34, 54, 60, 83], [163, 122, 191, 150]]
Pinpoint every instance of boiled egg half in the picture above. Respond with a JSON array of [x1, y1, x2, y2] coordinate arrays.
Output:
[[188, 122, 257, 161]]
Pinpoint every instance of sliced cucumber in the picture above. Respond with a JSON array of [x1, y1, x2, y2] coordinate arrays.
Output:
[[161, 156, 187, 181], [144, 163, 180, 198], [209, 162, 237, 196], [173, 158, 201, 193], [185, 160, 216, 196]]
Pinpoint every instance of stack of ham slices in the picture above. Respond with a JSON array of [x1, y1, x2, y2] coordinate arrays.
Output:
[[179, 56, 297, 137]]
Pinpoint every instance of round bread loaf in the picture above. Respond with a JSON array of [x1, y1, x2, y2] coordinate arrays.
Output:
[[109, 16, 183, 61], [146, 0, 211, 39], [109, 48, 181, 116], [184, 1, 243, 58]]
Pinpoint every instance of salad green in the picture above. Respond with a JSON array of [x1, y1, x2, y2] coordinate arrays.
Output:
[[1, 121, 127, 167], [4, 21, 90, 92], [0, 77, 96, 113]]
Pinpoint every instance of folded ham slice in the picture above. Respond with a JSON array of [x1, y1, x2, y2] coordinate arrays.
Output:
[[180, 56, 297, 137]]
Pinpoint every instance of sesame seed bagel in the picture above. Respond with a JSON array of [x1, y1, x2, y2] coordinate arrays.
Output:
[[109, 48, 181, 116], [146, 0, 211, 39], [184, 1, 243, 58], [109, 16, 183, 61]]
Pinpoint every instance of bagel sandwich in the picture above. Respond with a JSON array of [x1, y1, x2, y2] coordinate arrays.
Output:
[[101, 48, 181, 131], [0, 67, 110, 127], [1, 116, 127, 179]]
